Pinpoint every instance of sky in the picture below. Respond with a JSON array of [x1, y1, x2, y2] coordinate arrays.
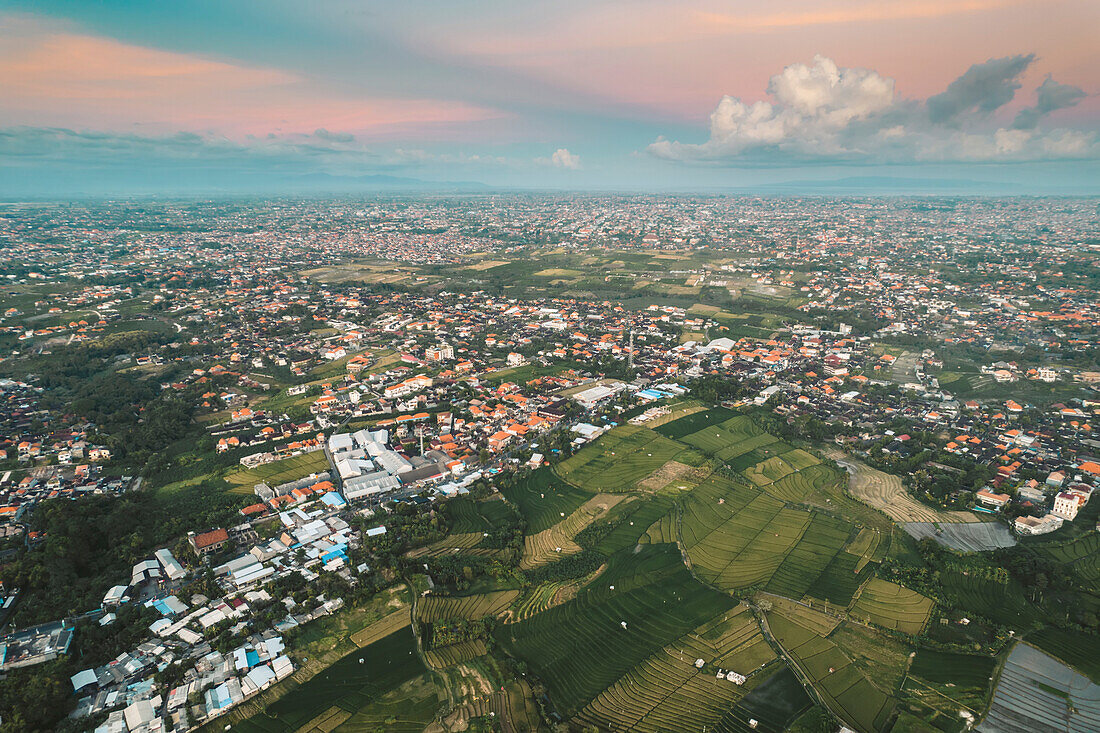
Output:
[[1, 0, 1098, 194]]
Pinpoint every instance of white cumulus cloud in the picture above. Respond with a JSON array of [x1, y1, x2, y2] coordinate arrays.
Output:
[[537, 148, 581, 169], [648, 54, 1095, 165]]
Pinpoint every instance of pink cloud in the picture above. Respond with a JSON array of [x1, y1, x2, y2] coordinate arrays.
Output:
[[0, 15, 495, 136]]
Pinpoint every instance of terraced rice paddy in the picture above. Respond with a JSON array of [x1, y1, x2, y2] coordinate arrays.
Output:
[[223, 450, 330, 494], [501, 467, 591, 534], [405, 531, 501, 559], [555, 425, 686, 492], [1028, 627, 1100, 682], [1034, 533, 1100, 586], [848, 579, 933, 635], [497, 545, 736, 716], [765, 611, 895, 733], [415, 590, 519, 624], [229, 630, 439, 733], [939, 569, 1042, 628], [446, 496, 517, 534], [423, 639, 489, 668], [677, 474, 856, 595], [573, 605, 774, 732], [907, 648, 995, 709], [655, 407, 742, 440], [521, 493, 630, 568], [713, 667, 813, 733], [509, 579, 586, 622]]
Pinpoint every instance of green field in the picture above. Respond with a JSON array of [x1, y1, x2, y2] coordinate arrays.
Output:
[[939, 568, 1043, 627], [501, 467, 592, 533], [908, 648, 996, 700], [416, 590, 520, 624], [714, 667, 814, 733], [766, 611, 895, 733], [573, 605, 771, 732], [654, 406, 740, 440], [496, 544, 736, 716], [229, 629, 439, 733], [222, 450, 329, 493], [555, 425, 686, 492], [676, 474, 856, 595], [445, 496, 518, 534], [849, 579, 933, 635]]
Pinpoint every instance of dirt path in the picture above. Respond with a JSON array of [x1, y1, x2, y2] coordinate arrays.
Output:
[[824, 449, 978, 524]]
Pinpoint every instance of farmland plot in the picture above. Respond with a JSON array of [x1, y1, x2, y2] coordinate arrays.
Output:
[[765, 611, 895, 733], [555, 425, 685, 492], [415, 590, 519, 624], [502, 467, 591, 533], [849, 579, 933, 635], [979, 643, 1100, 733], [573, 605, 772, 732], [521, 494, 630, 569], [496, 545, 735, 716]]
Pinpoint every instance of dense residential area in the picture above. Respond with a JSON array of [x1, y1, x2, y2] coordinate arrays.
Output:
[[0, 195, 1097, 733]]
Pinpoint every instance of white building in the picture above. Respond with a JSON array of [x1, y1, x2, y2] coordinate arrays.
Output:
[[1053, 491, 1086, 521]]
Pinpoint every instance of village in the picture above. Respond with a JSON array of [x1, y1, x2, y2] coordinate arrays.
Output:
[[0, 195, 1096, 732]]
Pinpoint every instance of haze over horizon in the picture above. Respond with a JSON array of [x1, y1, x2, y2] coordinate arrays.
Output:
[[1, 1, 1098, 194]]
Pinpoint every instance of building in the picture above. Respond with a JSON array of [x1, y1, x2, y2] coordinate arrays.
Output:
[[975, 489, 1010, 510], [1053, 491, 1085, 521], [189, 528, 229, 556], [426, 344, 454, 362], [1015, 513, 1064, 536]]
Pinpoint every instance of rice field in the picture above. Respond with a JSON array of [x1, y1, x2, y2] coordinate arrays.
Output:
[[445, 496, 517, 534], [908, 648, 996, 703], [848, 579, 934, 635], [227, 629, 438, 733], [765, 611, 896, 733], [676, 474, 857, 595], [223, 450, 329, 493], [501, 467, 592, 534], [713, 667, 813, 733], [509, 579, 586, 622], [573, 605, 772, 732], [423, 639, 489, 668], [496, 544, 736, 716], [415, 590, 519, 624], [521, 494, 630, 569], [555, 425, 686, 492], [654, 407, 741, 440]]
